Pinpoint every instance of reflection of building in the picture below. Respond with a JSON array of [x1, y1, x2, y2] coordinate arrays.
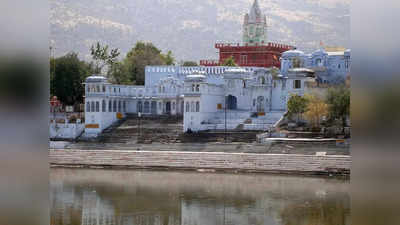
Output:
[[200, 0, 292, 67], [81, 191, 116, 225]]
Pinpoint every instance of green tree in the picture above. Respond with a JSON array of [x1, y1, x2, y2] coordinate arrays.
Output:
[[51, 52, 92, 105], [222, 56, 237, 66], [161, 50, 175, 65], [182, 61, 198, 66], [326, 85, 350, 130], [304, 94, 329, 128], [287, 94, 308, 123], [108, 62, 131, 85], [124, 41, 168, 85], [90, 42, 120, 74], [270, 66, 280, 79]]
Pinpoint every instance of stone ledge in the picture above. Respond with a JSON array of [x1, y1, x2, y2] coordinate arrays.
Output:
[[49, 149, 351, 176]]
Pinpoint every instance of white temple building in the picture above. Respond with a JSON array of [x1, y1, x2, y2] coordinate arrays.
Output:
[[83, 58, 315, 136]]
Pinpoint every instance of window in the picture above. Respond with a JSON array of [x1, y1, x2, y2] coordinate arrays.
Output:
[[113, 100, 117, 112], [186, 102, 190, 112], [316, 58, 322, 66], [114, 88, 116, 93], [338, 64, 341, 69], [102, 100, 106, 112], [159, 102, 162, 110], [96, 102, 99, 112], [118, 101, 121, 112], [108, 100, 112, 112], [196, 84, 200, 92], [96, 85, 100, 92], [253, 99, 256, 107], [91, 102, 95, 112], [191, 102, 195, 112], [172, 102, 176, 110], [123, 101, 126, 112], [260, 77, 266, 85], [192, 84, 195, 92], [87, 86, 90, 93], [196, 102, 200, 112], [243, 81, 246, 88], [294, 80, 301, 89], [102, 86, 106, 92], [86, 102, 90, 112]]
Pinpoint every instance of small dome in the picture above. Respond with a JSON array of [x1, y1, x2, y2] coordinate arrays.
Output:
[[85, 75, 108, 83], [185, 74, 206, 82], [282, 50, 305, 58]]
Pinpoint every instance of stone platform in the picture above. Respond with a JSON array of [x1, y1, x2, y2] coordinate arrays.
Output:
[[50, 149, 351, 176]]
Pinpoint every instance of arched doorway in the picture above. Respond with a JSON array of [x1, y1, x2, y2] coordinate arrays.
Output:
[[137, 101, 143, 113], [144, 102, 150, 113], [257, 96, 265, 112], [226, 95, 237, 110], [166, 102, 171, 114], [151, 101, 157, 114]]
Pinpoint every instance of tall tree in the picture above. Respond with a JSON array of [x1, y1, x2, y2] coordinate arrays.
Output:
[[124, 42, 168, 85], [222, 56, 237, 66], [287, 94, 308, 123], [51, 52, 92, 105], [161, 50, 175, 65], [326, 85, 350, 130], [90, 42, 120, 74], [304, 94, 329, 128]]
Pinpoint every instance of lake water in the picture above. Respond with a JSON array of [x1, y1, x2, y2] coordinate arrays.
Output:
[[50, 168, 350, 225]]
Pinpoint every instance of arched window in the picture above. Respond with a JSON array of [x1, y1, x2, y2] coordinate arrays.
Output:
[[260, 76, 266, 85], [102, 100, 106, 112], [113, 100, 117, 112], [196, 102, 200, 112], [86, 102, 90, 112], [196, 84, 200, 92], [118, 101, 121, 112], [316, 58, 322, 66], [191, 102, 195, 112], [91, 102, 95, 112], [144, 102, 150, 113], [95, 101, 100, 112], [192, 84, 195, 92], [186, 102, 190, 112], [137, 101, 143, 113], [108, 100, 112, 112]]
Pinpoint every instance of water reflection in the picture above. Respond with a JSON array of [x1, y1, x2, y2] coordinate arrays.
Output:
[[50, 168, 350, 225]]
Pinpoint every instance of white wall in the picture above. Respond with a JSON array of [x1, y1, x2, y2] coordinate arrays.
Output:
[[50, 122, 85, 139]]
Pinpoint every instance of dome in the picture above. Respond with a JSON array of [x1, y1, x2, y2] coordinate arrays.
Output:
[[85, 75, 108, 83], [282, 50, 305, 58], [185, 74, 206, 82]]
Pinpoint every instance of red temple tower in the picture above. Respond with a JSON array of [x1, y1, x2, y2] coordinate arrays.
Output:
[[200, 0, 293, 68]]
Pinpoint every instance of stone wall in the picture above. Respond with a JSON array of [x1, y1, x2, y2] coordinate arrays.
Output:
[[49, 150, 351, 175]]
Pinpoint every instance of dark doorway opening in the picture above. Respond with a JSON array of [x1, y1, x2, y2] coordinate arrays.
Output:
[[226, 95, 237, 110]]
